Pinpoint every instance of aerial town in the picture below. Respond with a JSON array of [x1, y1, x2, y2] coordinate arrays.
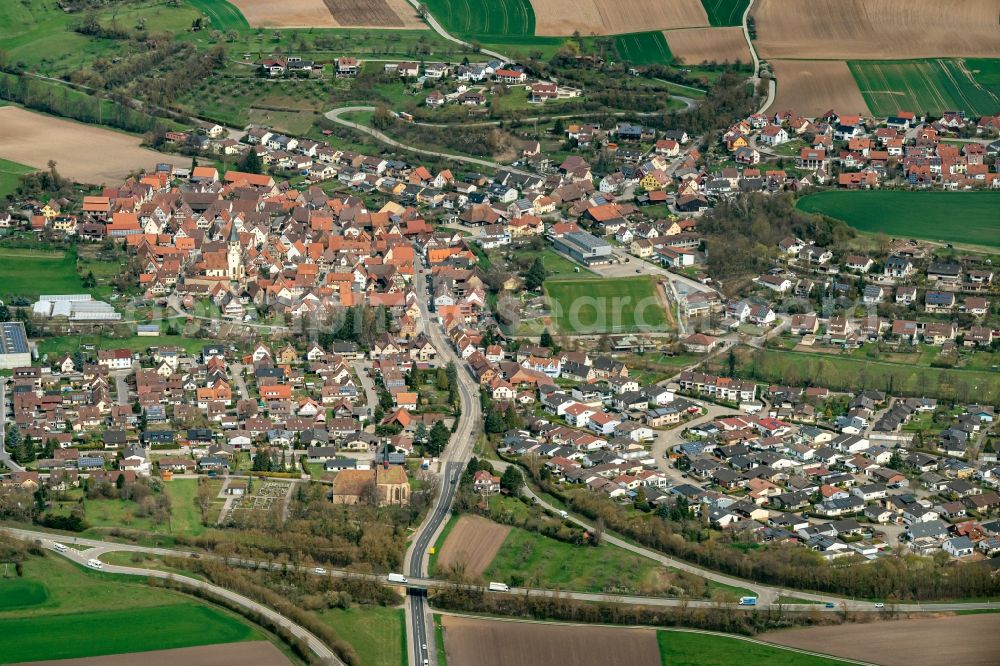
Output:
[[0, 1, 998, 665]]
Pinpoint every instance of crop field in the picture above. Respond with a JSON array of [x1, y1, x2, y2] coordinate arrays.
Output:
[[0, 157, 38, 200], [718, 346, 1000, 405], [0, 107, 186, 185], [436, 515, 511, 578], [18, 643, 290, 666], [768, 60, 870, 116], [700, 0, 750, 27], [762, 614, 1000, 666], [424, 0, 534, 36], [187, 0, 249, 30], [0, 248, 84, 298], [753, 0, 1000, 60], [317, 606, 405, 666], [544, 276, 669, 333], [441, 616, 661, 666], [532, 0, 708, 37], [796, 190, 1000, 249], [665, 27, 750, 66], [615, 31, 673, 65], [232, 0, 424, 28], [659, 630, 849, 665], [849, 59, 1000, 117]]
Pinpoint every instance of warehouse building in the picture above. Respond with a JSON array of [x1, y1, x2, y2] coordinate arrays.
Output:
[[0, 321, 31, 369], [551, 230, 613, 266]]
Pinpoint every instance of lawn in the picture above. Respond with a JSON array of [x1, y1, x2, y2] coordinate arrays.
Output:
[[699, 0, 751, 27], [0, 157, 38, 199], [544, 276, 670, 333], [0, 578, 49, 610], [484, 526, 663, 595], [36, 333, 209, 359], [318, 606, 405, 666], [422, 0, 534, 38], [797, 190, 1000, 249], [0, 247, 84, 298], [188, 0, 250, 30], [849, 59, 1000, 117], [718, 346, 1000, 405], [615, 31, 673, 65], [657, 630, 849, 666]]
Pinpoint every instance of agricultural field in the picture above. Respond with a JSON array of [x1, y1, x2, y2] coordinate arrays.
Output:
[[0, 107, 186, 185], [435, 515, 511, 578], [544, 276, 670, 333], [0, 555, 260, 663], [230, 0, 424, 29], [0, 158, 38, 200], [0, 248, 84, 298], [718, 346, 1000, 405], [658, 630, 849, 665], [849, 59, 1000, 117], [615, 32, 673, 66], [440, 615, 661, 666], [762, 614, 1000, 666], [699, 0, 750, 27], [665, 27, 750, 67], [767, 60, 870, 116], [423, 0, 534, 37], [532, 0, 708, 37], [796, 190, 1000, 249], [317, 605, 405, 666], [752, 0, 1000, 60], [16, 643, 291, 666], [187, 0, 250, 30]]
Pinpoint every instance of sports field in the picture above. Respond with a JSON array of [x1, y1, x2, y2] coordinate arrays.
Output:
[[0, 247, 85, 298], [544, 276, 670, 333], [797, 190, 1000, 249], [615, 31, 673, 65], [699, 0, 749, 27], [850, 59, 1000, 117], [187, 0, 250, 30], [422, 0, 534, 37], [0, 157, 38, 200]]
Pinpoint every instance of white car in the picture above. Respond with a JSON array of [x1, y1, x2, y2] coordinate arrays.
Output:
[[314, 567, 328, 575], [874, 602, 885, 609], [87, 559, 103, 569]]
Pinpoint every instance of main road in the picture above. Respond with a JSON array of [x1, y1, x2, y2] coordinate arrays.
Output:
[[402, 256, 484, 665]]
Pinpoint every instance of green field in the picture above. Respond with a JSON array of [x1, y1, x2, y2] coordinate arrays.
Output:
[[0, 247, 85, 298], [318, 606, 405, 666], [544, 276, 670, 333], [720, 346, 1000, 405], [0, 579, 49, 610], [615, 32, 673, 65], [79, 479, 222, 537], [796, 190, 1000, 249], [423, 0, 534, 37], [36, 333, 209, 359], [700, 0, 751, 27], [657, 630, 849, 665], [849, 59, 1000, 117], [0, 158, 39, 200], [0, 555, 260, 662], [187, 0, 250, 30]]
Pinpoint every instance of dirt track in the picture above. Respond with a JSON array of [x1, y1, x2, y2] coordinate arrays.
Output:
[[753, 0, 1000, 59], [533, 0, 707, 36], [0, 107, 186, 185], [665, 27, 751, 67], [232, 0, 424, 28], [441, 615, 661, 666], [768, 60, 871, 116], [14, 641, 290, 666], [762, 614, 1000, 666], [436, 515, 510, 578]]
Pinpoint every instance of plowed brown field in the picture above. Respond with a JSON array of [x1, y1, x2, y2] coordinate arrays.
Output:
[[665, 27, 751, 66], [753, 0, 1000, 60], [762, 614, 1000, 666], [768, 60, 871, 116], [441, 616, 661, 666], [232, 0, 424, 29], [436, 515, 509, 578], [533, 0, 708, 37], [15, 642, 289, 666], [0, 107, 186, 185]]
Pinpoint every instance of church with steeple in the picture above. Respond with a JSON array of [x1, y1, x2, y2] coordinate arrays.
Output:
[[227, 223, 244, 282]]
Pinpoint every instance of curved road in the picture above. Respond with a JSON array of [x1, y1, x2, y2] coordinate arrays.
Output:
[[406, 0, 510, 62], [741, 0, 776, 114]]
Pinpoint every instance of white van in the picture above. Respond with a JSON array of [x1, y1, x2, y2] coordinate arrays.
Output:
[[87, 559, 103, 569], [53, 543, 67, 552]]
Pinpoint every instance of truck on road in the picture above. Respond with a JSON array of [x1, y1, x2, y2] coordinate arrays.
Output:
[[738, 596, 757, 606], [488, 582, 510, 592], [387, 573, 407, 583]]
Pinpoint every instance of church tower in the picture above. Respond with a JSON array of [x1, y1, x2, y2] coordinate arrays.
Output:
[[227, 224, 244, 282]]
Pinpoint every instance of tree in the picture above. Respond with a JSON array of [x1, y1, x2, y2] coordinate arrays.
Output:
[[539, 329, 554, 349], [426, 420, 450, 456], [238, 149, 263, 174], [500, 466, 523, 495], [523, 257, 548, 291]]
